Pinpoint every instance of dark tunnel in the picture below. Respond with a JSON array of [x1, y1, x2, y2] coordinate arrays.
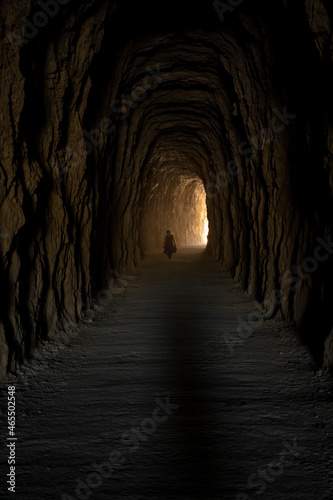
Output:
[[2, 1, 333, 499], [1, 0, 333, 389]]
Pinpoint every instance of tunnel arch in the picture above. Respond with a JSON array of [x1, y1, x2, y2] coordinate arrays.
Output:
[[1, 0, 333, 376]]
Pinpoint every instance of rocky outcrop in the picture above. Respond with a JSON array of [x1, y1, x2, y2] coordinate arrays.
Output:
[[1, 0, 333, 376]]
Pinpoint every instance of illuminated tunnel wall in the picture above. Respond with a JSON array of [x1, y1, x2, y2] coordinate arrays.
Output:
[[140, 170, 208, 252], [1, 0, 333, 376]]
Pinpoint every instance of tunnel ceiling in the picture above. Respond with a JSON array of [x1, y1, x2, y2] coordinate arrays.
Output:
[[1, 0, 333, 376]]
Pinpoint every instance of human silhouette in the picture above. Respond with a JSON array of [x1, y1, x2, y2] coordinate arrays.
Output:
[[163, 230, 177, 259]]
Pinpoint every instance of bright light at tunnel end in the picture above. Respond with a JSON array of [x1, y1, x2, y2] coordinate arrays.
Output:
[[196, 180, 209, 245], [202, 215, 209, 244]]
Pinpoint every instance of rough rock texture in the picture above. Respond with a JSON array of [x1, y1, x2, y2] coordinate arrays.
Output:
[[1, 0, 333, 376]]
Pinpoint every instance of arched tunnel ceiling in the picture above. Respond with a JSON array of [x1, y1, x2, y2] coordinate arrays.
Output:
[[1, 0, 333, 376]]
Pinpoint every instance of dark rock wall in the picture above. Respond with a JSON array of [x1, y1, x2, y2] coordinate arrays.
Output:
[[1, 0, 333, 376]]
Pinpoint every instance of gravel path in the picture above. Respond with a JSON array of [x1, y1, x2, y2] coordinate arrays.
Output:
[[1, 246, 333, 500]]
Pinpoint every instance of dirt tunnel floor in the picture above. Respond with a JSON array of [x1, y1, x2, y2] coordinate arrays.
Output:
[[1, 246, 333, 500]]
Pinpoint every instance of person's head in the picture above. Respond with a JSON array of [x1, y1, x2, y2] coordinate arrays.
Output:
[[166, 230, 171, 235]]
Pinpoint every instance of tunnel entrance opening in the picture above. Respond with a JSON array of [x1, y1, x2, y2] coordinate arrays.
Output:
[[140, 173, 209, 255], [190, 180, 209, 246]]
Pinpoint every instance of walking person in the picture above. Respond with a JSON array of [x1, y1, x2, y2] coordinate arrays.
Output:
[[163, 230, 177, 260]]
